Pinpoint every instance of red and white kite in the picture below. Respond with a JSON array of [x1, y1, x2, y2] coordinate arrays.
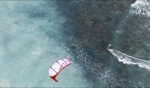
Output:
[[48, 58, 72, 82]]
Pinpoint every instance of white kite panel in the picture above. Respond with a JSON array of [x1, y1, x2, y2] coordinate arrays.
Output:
[[63, 59, 70, 64], [52, 62, 61, 73], [48, 68, 56, 76], [48, 58, 72, 82], [58, 60, 64, 65]]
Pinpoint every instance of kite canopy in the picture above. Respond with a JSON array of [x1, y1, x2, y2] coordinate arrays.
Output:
[[48, 58, 72, 82]]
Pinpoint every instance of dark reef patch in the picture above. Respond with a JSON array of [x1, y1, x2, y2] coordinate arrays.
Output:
[[53, 0, 148, 87]]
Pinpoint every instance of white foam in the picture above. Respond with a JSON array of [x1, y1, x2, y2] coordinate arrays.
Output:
[[130, 0, 150, 17], [108, 48, 150, 71]]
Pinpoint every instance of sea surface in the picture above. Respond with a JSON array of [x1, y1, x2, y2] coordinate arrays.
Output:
[[0, 0, 150, 88], [0, 1, 88, 87]]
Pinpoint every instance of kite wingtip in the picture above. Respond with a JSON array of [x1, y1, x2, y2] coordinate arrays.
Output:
[[55, 80, 58, 82], [50, 76, 58, 82]]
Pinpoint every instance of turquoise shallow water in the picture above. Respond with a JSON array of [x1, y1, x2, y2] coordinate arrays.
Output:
[[1, 0, 150, 87], [0, 1, 88, 87]]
